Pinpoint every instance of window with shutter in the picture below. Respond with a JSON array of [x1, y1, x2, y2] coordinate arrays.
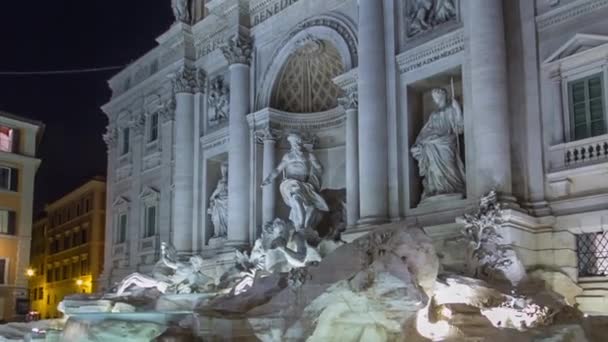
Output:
[[149, 113, 159, 143], [144, 205, 157, 237], [118, 213, 128, 243], [121, 127, 130, 155], [0, 210, 15, 235], [569, 74, 606, 141], [0, 259, 6, 284]]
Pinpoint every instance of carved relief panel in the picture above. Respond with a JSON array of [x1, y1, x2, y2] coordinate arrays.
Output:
[[403, 0, 459, 43], [207, 76, 230, 129]]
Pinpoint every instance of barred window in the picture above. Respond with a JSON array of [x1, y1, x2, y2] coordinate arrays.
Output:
[[577, 232, 608, 277]]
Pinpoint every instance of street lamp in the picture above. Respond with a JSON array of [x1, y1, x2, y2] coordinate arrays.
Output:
[[26, 268, 35, 277], [75, 279, 84, 286]]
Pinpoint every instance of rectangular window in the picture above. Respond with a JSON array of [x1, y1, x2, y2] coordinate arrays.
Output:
[[121, 127, 130, 155], [81, 229, 88, 244], [46, 269, 52, 283], [117, 214, 127, 243], [0, 167, 18, 191], [577, 232, 608, 277], [72, 260, 80, 276], [39, 288, 43, 301], [81, 259, 89, 276], [144, 205, 157, 238], [64, 235, 71, 250], [62, 265, 69, 280], [54, 268, 60, 282], [0, 210, 16, 235], [569, 73, 606, 141], [149, 113, 159, 143], [0, 126, 14, 153], [0, 259, 6, 285]]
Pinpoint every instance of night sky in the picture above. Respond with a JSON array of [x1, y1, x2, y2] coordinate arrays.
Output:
[[0, 2, 173, 212]]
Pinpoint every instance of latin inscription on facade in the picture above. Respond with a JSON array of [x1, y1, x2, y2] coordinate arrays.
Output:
[[252, 0, 300, 26]]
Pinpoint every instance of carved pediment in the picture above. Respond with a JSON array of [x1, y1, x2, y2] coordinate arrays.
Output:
[[113, 196, 131, 208], [544, 33, 608, 64], [139, 186, 160, 202]]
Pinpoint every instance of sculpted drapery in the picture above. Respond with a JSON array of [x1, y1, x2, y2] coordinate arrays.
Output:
[[208, 163, 228, 238], [262, 134, 329, 230], [411, 87, 465, 201]]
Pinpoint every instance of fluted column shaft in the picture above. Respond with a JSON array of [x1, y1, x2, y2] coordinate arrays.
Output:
[[469, 0, 512, 197], [222, 35, 253, 245], [551, 71, 565, 144], [357, 0, 389, 224]]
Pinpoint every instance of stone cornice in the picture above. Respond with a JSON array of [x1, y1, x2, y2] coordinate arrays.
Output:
[[333, 68, 358, 93], [536, 0, 608, 32], [102, 62, 180, 117], [396, 29, 464, 74], [200, 126, 229, 151], [247, 107, 345, 132]]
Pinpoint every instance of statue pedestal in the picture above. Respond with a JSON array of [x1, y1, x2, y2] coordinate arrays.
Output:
[[419, 193, 464, 207], [208, 236, 227, 250]]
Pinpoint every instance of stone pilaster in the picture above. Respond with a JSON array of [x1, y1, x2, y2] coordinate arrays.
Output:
[[338, 89, 360, 228], [550, 69, 565, 145], [469, 0, 512, 197], [256, 126, 280, 225], [99, 126, 118, 290], [357, 0, 389, 224], [221, 34, 253, 246]]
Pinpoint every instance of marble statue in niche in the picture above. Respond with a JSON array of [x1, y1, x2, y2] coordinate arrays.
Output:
[[261, 134, 329, 230], [207, 77, 229, 127], [171, 0, 191, 24], [208, 162, 228, 238], [407, 0, 457, 37], [411, 87, 465, 202]]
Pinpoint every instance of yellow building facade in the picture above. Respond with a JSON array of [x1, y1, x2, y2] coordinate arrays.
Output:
[[28, 178, 106, 319], [0, 111, 43, 322]]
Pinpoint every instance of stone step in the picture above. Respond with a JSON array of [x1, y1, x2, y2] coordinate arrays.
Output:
[[576, 294, 608, 315]]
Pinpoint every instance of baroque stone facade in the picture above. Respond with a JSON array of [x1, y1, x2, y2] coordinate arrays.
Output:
[[99, 0, 608, 315]]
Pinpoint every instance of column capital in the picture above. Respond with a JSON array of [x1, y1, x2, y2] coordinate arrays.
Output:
[[172, 66, 206, 94], [338, 88, 359, 111], [103, 126, 118, 149], [221, 34, 253, 66], [255, 125, 281, 144]]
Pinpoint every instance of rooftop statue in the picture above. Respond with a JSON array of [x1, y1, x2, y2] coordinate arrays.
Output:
[[171, 0, 191, 24], [411, 87, 465, 202], [261, 133, 329, 230]]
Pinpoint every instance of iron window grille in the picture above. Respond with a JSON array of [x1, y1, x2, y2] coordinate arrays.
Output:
[[577, 232, 608, 277]]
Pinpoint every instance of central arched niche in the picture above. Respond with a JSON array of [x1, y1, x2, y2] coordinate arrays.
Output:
[[270, 37, 345, 113]]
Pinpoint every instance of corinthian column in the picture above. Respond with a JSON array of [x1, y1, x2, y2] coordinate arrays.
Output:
[[171, 65, 203, 252], [357, 0, 389, 224], [338, 89, 360, 227], [469, 0, 512, 197], [221, 34, 253, 246]]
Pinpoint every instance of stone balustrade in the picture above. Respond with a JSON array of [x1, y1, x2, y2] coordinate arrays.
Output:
[[549, 134, 608, 171]]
